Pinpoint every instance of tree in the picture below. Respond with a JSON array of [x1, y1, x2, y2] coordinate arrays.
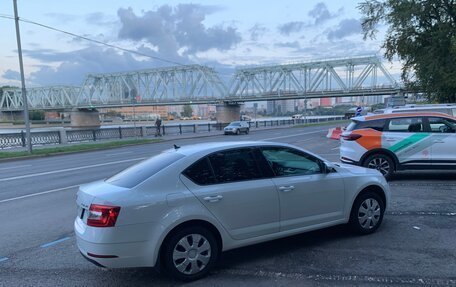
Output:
[[359, 0, 456, 103], [181, 104, 193, 117]]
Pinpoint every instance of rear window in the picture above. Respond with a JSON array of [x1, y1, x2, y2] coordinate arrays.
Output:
[[346, 119, 386, 132], [106, 152, 185, 188]]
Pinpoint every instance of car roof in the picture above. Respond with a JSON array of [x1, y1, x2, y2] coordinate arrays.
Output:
[[353, 112, 455, 122], [169, 141, 301, 157]]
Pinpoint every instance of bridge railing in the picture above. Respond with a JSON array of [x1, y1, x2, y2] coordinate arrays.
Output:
[[0, 116, 344, 149]]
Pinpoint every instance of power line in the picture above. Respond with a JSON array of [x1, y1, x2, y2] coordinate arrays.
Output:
[[0, 14, 235, 78], [0, 14, 185, 67]]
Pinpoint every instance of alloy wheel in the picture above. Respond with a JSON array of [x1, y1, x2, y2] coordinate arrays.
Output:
[[367, 157, 390, 176], [357, 198, 381, 229], [172, 234, 212, 275]]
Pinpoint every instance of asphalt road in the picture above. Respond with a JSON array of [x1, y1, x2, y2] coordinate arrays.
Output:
[[0, 124, 455, 287]]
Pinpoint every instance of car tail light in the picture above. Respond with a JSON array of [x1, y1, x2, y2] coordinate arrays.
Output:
[[87, 204, 121, 227], [341, 133, 362, 141]]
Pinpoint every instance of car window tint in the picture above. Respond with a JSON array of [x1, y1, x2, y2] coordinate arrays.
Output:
[[183, 158, 217, 185], [387, 117, 423, 132], [106, 152, 185, 188], [260, 147, 321, 177], [353, 119, 386, 131], [428, 117, 456, 133], [208, 149, 263, 183]]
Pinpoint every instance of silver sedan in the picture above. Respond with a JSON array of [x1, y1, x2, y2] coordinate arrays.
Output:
[[75, 141, 390, 281]]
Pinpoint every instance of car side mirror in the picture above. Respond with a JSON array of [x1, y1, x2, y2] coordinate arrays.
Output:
[[322, 162, 336, 173]]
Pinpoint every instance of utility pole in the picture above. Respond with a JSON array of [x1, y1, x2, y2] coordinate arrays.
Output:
[[13, 0, 32, 153]]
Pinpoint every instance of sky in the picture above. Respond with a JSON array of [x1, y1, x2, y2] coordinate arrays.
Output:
[[0, 0, 398, 88]]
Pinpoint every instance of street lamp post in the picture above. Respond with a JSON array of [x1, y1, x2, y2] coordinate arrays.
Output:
[[13, 0, 32, 153]]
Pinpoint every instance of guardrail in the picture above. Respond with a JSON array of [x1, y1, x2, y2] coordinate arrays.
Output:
[[0, 116, 344, 149]]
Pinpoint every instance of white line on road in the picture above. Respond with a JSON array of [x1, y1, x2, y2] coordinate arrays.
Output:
[[105, 151, 133, 156], [0, 164, 32, 171], [0, 157, 146, 183], [41, 237, 70, 248], [331, 147, 340, 150], [292, 138, 315, 144], [262, 130, 326, 141], [0, 185, 79, 204], [0, 257, 8, 263]]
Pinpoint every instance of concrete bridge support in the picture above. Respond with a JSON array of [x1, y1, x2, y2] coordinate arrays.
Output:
[[215, 103, 242, 124], [70, 108, 100, 128]]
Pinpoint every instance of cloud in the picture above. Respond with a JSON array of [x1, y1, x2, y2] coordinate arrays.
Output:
[[2, 69, 21, 81], [278, 22, 305, 36], [249, 24, 268, 41], [274, 41, 301, 49], [85, 12, 116, 26], [117, 4, 241, 57], [327, 19, 362, 40], [44, 13, 79, 24], [308, 2, 341, 25], [25, 46, 167, 85]]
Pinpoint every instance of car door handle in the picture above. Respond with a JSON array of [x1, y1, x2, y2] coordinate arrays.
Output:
[[385, 138, 396, 142], [433, 140, 445, 143], [278, 186, 295, 192], [203, 195, 223, 202]]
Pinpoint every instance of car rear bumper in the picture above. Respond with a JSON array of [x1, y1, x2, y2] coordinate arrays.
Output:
[[74, 218, 158, 268], [76, 235, 153, 268]]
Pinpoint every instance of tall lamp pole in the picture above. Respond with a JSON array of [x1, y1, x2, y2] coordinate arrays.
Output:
[[13, 0, 32, 153]]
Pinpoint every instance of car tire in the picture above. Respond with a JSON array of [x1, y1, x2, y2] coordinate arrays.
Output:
[[235, 129, 240, 135], [162, 226, 219, 281], [349, 191, 385, 235], [245, 128, 249, 134], [363, 153, 394, 180]]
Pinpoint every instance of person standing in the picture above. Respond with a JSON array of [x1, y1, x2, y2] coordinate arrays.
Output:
[[155, 117, 162, 137]]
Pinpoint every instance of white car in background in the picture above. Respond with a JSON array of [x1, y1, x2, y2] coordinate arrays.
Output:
[[223, 121, 250, 135], [75, 141, 390, 281]]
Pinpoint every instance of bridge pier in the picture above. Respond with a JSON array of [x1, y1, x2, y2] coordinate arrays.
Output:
[[0, 111, 25, 121], [216, 103, 242, 124], [70, 108, 100, 128]]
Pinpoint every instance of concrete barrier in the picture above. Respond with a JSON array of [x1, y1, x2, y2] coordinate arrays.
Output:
[[326, 127, 343, 140]]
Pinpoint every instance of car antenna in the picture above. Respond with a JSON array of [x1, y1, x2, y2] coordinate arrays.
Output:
[[173, 144, 180, 150]]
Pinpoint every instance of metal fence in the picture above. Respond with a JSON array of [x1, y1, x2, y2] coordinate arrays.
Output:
[[0, 116, 344, 149]]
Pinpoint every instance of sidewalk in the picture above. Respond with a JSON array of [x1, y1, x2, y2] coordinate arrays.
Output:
[[1, 120, 347, 153]]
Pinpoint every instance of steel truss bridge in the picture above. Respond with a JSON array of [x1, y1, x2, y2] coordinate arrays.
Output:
[[1, 56, 402, 111]]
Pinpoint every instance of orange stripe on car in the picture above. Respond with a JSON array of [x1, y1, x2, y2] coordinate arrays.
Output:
[[353, 129, 382, 150]]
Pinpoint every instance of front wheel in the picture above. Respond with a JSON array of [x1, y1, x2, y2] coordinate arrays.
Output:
[[349, 191, 385, 235], [363, 153, 394, 180], [235, 129, 240, 135], [162, 226, 219, 281], [245, 128, 249, 134]]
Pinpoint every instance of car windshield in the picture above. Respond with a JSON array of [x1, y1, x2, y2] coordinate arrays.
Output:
[[229, 122, 241, 126], [105, 151, 185, 188]]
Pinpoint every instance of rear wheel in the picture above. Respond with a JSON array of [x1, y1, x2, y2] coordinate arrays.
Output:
[[349, 191, 385, 235], [363, 153, 394, 180], [162, 226, 219, 281], [235, 129, 240, 135]]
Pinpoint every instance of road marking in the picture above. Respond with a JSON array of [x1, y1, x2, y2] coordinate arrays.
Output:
[[0, 185, 79, 204], [105, 151, 133, 156], [331, 146, 340, 150], [387, 211, 456, 216], [0, 164, 32, 171], [0, 157, 146, 182], [41, 237, 70, 248], [318, 153, 339, 156], [293, 138, 315, 144], [262, 130, 326, 141], [221, 268, 456, 286], [0, 257, 8, 263]]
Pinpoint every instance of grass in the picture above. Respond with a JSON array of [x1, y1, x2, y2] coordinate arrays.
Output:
[[292, 119, 349, 128], [0, 139, 160, 159]]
